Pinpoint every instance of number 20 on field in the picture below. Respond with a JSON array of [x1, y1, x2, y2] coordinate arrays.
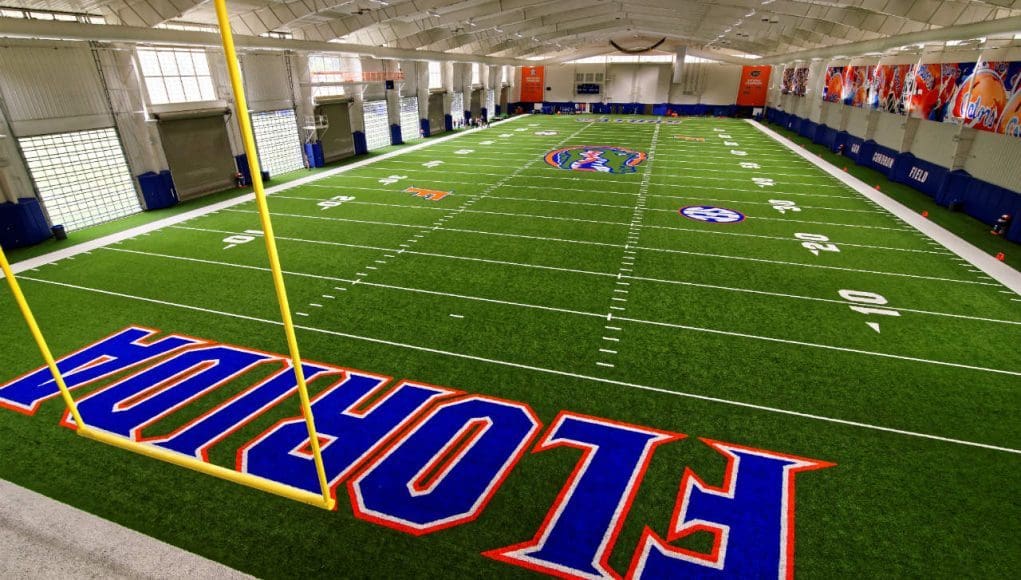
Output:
[[794, 232, 839, 256]]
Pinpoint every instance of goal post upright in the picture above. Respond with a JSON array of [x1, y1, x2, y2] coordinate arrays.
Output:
[[212, 0, 335, 510], [0, 245, 85, 429]]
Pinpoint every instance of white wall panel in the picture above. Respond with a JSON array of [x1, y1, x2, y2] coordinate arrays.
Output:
[[0, 46, 112, 136], [819, 101, 842, 128], [964, 130, 1021, 192], [243, 53, 292, 112], [909, 121, 959, 168], [872, 110, 906, 150], [698, 65, 741, 105], [845, 106, 870, 138]]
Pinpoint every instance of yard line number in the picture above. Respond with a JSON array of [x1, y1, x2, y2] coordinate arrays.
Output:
[[839, 289, 900, 333], [794, 232, 840, 256]]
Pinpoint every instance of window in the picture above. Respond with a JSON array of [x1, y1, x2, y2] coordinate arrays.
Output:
[[137, 48, 215, 105], [309, 54, 360, 98], [501, 65, 509, 84], [428, 61, 443, 89], [471, 63, 480, 85], [19, 128, 139, 232], [0, 7, 104, 24], [251, 109, 305, 176], [567, 54, 677, 64], [362, 100, 390, 150], [485, 90, 495, 118]]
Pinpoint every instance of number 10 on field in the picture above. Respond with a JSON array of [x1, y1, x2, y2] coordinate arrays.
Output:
[[838, 289, 900, 333]]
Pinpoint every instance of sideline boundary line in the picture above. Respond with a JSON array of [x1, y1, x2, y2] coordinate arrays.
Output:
[[748, 119, 1021, 294], [1, 115, 527, 278], [18, 274, 1021, 456]]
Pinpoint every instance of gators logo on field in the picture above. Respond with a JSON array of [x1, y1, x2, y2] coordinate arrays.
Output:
[[544, 146, 647, 174]]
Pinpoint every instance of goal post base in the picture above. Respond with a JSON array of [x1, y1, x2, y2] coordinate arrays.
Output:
[[77, 426, 336, 511]]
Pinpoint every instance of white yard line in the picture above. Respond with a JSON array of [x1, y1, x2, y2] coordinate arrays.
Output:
[[226, 209, 985, 285], [17, 275, 1021, 456], [109, 243, 1021, 327], [749, 119, 1021, 295], [1, 114, 530, 278]]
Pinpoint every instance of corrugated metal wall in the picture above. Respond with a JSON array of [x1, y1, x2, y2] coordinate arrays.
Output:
[[0, 45, 112, 136]]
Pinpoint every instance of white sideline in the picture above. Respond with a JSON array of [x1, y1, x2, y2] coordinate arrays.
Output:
[[0, 479, 251, 579], [748, 119, 1021, 295], [1, 115, 527, 278]]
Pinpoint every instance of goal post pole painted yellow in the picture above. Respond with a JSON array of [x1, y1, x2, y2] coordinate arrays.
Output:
[[212, 0, 335, 510], [0, 245, 85, 428]]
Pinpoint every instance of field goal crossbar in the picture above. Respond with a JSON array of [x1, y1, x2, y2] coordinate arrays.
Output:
[[0, 0, 336, 511]]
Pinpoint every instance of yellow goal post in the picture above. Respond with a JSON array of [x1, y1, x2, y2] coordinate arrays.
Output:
[[0, 0, 335, 511]]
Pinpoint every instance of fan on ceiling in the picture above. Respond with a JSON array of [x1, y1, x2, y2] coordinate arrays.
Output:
[[609, 37, 667, 54]]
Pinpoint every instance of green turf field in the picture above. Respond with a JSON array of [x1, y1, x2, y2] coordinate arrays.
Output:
[[1, 114, 1019, 578]]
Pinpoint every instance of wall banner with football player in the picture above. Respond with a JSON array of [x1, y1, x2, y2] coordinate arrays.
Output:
[[793, 67, 809, 96], [822, 66, 845, 102], [820, 53, 1021, 139], [781, 66, 795, 94]]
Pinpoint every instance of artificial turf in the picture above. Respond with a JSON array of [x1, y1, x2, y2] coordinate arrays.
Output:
[[0, 114, 1018, 578]]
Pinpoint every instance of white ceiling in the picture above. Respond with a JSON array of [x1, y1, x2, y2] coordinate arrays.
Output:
[[3, 0, 1021, 61]]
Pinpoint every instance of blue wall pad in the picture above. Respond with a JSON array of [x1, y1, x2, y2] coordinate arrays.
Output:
[[420, 118, 430, 138], [353, 131, 368, 155], [889, 153, 949, 198], [444, 114, 453, 132], [303, 142, 324, 167], [390, 124, 403, 146], [137, 170, 178, 210], [0, 197, 51, 249], [234, 154, 270, 184]]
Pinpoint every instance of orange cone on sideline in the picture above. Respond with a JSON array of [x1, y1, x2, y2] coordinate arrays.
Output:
[[921, 210, 929, 218], [874, 185, 881, 190], [843, 167, 848, 171], [996, 252, 1006, 261]]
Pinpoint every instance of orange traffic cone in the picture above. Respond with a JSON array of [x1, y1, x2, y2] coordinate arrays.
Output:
[[995, 252, 1005, 261], [921, 210, 929, 218], [874, 185, 881, 190], [842, 167, 848, 172]]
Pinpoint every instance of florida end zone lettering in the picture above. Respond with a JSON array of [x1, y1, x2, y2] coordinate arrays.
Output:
[[0, 326, 834, 578]]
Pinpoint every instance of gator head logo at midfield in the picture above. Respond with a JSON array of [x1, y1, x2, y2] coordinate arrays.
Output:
[[544, 146, 647, 174]]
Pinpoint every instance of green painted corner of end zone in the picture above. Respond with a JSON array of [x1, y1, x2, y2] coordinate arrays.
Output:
[[0, 115, 1019, 578]]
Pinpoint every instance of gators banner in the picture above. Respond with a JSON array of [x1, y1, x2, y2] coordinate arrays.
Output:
[[825, 57, 1021, 138], [519, 66, 545, 102], [0, 326, 833, 578], [736, 66, 771, 106]]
